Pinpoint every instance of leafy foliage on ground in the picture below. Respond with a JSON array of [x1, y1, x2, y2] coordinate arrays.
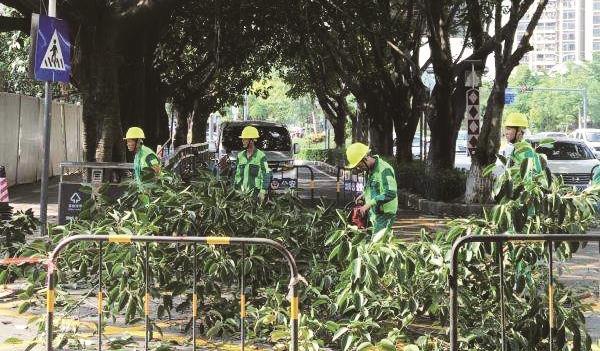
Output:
[[3, 148, 600, 350]]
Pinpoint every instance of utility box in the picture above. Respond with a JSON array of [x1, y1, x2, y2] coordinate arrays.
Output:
[[58, 162, 133, 224]]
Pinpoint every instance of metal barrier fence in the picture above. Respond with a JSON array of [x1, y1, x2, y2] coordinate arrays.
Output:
[[336, 166, 364, 205], [271, 165, 315, 202], [449, 234, 600, 351], [164, 143, 212, 180], [45, 235, 300, 351]]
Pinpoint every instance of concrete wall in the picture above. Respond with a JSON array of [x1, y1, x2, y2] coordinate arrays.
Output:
[[0, 92, 83, 186]]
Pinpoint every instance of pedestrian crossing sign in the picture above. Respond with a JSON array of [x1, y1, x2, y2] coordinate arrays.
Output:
[[33, 14, 71, 82], [40, 30, 66, 71]]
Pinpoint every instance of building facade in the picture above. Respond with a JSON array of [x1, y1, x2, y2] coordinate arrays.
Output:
[[518, 0, 599, 70]]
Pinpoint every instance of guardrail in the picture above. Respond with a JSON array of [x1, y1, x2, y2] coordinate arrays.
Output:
[[272, 165, 315, 202], [336, 166, 364, 205], [449, 234, 600, 351], [45, 235, 300, 351], [164, 143, 212, 180]]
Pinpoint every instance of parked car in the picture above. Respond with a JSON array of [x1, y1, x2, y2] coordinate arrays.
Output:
[[456, 130, 468, 155], [528, 137, 600, 191], [217, 121, 299, 171], [411, 136, 430, 159], [570, 128, 600, 156], [534, 132, 568, 139]]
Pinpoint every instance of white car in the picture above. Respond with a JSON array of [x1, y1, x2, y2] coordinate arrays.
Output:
[[570, 128, 600, 156], [534, 132, 568, 139], [456, 130, 468, 155], [528, 137, 600, 191]]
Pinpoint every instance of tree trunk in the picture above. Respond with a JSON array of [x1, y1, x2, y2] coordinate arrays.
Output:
[[331, 118, 345, 148], [427, 82, 459, 170], [394, 87, 422, 163], [351, 101, 368, 143], [118, 23, 169, 151], [73, 16, 124, 162], [173, 104, 189, 147], [464, 75, 508, 203], [364, 94, 393, 156], [191, 100, 209, 143]]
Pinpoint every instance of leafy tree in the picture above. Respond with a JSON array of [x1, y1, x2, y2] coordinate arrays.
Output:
[[503, 59, 600, 132], [462, 0, 550, 203], [248, 75, 314, 127]]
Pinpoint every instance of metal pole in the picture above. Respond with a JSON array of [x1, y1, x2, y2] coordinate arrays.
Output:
[[98, 242, 103, 351], [192, 244, 197, 351], [420, 115, 424, 160], [170, 106, 175, 155], [40, 82, 52, 237], [145, 243, 150, 351], [46, 268, 55, 351], [240, 244, 246, 351], [449, 245, 459, 351], [291, 284, 298, 351], [243, 91, 249, 121], [548, 241, 554, 351], [40, 0, 57, 236], [582, 88, 589, 130], [497, 242, 506, 351]]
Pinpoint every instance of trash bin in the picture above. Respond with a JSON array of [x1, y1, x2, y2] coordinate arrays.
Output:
[[58, 162, 133, 224]]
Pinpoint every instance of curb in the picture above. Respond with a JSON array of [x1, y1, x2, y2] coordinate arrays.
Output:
[[398, 190, 493, 217], [295, 160, 339, 176]]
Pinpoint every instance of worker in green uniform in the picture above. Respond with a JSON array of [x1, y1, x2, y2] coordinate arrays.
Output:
[[124, 127, 161, 184], [346, 142, 398, 234], [234, 126, 271, 199], [495, 112, 543, 179]]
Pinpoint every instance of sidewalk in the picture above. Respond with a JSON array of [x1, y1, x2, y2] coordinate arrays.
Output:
[[8, 176, 61, 224]]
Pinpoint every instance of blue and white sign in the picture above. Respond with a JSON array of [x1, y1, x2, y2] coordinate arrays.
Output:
[[34, 15, 71, 82], [270, 178, 297, 190], [504, 89, 516, 105]]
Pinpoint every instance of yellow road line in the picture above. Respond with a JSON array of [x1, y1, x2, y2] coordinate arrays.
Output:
[[0, 301, 267, 350]]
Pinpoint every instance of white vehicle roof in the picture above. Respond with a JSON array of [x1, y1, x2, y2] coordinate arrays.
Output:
[[572, 128, 600, 132]]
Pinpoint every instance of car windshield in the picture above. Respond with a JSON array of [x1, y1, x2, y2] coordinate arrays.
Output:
[[586, 132, 600, 142], [534, 141, 595, 160], [221, 125, 292, 152]]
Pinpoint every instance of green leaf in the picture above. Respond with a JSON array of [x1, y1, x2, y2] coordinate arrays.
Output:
[[378, 339, 396, 350], [18, 302, 31, 314], [343, 334, 355, 351], [372, 228, 387, 243], [4, 337, 23, 344], [332, 327, 349, 341], [356, 341, 372, 350]]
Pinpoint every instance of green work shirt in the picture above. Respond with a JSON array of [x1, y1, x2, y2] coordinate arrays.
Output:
[[593, 167, 600, 185], [234, 149, 271, 195], [364, 156, 398, 225], [512, 141, 543, 175], [134, 145, 160, 184]]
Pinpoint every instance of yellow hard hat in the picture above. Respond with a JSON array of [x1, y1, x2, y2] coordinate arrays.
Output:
[[239, 126, 259, 139], [124, 127, 145, 140], [504, 112, 528, 128], [346, 142, 370, 169]]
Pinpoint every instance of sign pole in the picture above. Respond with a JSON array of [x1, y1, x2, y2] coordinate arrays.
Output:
[[40, 0, 57, 237]]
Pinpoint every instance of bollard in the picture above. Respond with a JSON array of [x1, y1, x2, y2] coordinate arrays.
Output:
[[0, 165, 12, 220]]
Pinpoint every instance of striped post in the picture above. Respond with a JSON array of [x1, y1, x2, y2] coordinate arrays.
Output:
[[0, 165, 12, 220]]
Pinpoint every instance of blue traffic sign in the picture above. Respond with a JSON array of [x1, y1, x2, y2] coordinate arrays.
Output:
[[34, 15, 71, 82], [504, 90, 516, 105]]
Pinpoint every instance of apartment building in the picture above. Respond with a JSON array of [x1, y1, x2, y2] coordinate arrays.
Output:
[[518, 0, 600, 70]]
